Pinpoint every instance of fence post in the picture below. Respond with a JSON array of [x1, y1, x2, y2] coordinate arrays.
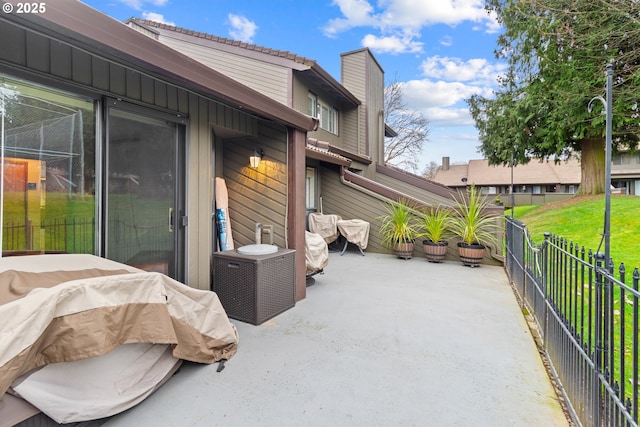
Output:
[[542, 232, 551, 351], [594, 252, 605, 425]]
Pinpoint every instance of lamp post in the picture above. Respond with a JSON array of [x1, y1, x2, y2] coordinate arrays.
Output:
[[510, 149, 515, 217], [588, 63, 613, 267]]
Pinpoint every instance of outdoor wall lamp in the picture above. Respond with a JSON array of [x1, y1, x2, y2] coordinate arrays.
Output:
[[249, 148, 264, 168]]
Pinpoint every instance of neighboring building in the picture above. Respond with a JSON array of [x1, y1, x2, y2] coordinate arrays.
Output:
[[433, 157, 581, 206], [612, 151, 640, 195], [435, 153, 640, 202]]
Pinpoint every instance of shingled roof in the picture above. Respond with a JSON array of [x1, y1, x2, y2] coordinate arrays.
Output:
[[128, 18, 318, 68], [127, 18, 361, 106], [433, 158, 581, 188]]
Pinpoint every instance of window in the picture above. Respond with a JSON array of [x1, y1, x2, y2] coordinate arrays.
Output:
[[1, 75, 96, 254], [307, 92, 318, 118], [319, 104, 338, 134], [307, 91, 338, 135], [481, 186, 497, 195], [305, 167, 317, 212]]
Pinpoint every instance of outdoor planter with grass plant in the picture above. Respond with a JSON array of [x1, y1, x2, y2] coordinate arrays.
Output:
[[450, 184, 498, 267], [378, 198, 420, 259], [418, 205, 452, 263]]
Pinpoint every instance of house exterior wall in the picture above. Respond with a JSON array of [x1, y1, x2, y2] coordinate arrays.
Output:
[[340, 52, 368, 161], [146, 28, 292, 106], [222, 122, 289, 248], [341, 49, 385, 180], [0, 20, 281, 290], [292, 72, 358, 151]]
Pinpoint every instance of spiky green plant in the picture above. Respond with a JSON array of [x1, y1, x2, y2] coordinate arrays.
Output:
[[450, 184, 498, 247], [377, 199, 420, 249], [418, 205, 452, 243]]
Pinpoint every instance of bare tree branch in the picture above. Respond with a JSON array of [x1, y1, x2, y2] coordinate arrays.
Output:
[[383, 79, 430, 173]]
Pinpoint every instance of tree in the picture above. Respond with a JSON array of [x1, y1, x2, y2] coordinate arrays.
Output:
[[467, 0, 640, 194], [384, 79, 430, 173], [422, 161, 439, 179]]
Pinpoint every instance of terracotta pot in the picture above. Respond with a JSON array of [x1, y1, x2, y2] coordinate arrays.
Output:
[[457, 242, 485, 267], [422, 240, 448, 263], [393, 241, 414, 259]]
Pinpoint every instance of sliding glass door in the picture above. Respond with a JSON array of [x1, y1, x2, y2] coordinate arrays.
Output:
[[105, 103, 185, 280]]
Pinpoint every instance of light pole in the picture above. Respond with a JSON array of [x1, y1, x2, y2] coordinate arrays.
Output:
[[510, 150, 515, 217], [588, 63, 613, 267]]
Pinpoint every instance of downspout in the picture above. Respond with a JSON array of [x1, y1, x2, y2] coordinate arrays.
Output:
[[378, 109, 384, 166], [338, 166, 419, 205]]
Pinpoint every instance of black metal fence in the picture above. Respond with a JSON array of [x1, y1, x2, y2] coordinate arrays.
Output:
[[3, 218, 95, 254], [505, 216, 639, 427]]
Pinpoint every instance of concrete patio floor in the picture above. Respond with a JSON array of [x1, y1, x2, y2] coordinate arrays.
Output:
[[105, 251, 571, 427]]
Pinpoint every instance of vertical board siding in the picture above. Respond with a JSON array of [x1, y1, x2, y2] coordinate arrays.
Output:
[[0, 24, 26, 64], [92, 57, 110, 91], [26, 32, 50, 73], [72, 49, 92, 86], [341, 52, 367, 157], [50, 42, 72, 80]]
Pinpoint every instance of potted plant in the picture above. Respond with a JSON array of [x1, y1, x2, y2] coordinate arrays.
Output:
[[418, 206, 452, 263], [378, 198, 420, 259], [450, 184, 498, 267]]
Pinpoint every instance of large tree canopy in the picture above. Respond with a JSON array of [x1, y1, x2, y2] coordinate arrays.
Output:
[[467, 0, 640, 194]]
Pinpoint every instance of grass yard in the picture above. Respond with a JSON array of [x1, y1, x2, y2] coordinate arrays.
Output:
[[511, 195, 640, 403], [513, 195, 640, 269]]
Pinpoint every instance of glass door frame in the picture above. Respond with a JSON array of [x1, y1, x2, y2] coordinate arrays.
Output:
[[101, 98, 187, 281]]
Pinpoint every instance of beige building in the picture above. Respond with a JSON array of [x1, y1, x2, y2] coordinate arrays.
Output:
[[433, 157, 581, 206]]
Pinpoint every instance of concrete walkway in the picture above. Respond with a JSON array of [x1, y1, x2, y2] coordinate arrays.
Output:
[[105, 252, 570, 427]]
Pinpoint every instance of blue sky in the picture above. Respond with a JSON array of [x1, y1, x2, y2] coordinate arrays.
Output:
[[82, 0, 505, 171]]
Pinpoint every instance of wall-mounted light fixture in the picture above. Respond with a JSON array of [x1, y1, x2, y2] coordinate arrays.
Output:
[[249, 148, 264, 168]]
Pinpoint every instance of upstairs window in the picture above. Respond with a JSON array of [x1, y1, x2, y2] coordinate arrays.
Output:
[[307, 92, 338, 135], [307, 92, 318, 118]]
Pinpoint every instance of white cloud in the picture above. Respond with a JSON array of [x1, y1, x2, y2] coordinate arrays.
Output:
[[323, 0, 377, 37], [228, 13, 258, 43], [141, 12, 174, 26], [420, 56, 506, 86], [424, 107, 475, 127], [439, 36, 453, 47], [402, 79, 490, 110], [362, 34, 423, 54], [118, 0, 169, 11], [324, 0, 499, 37]]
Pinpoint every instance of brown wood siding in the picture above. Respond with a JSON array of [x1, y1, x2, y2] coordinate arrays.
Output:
[[0, 19, 270, 289], [223, 121, 289, 249], [319, 167, 502, 263], [341, 53, 367, 157], [341, 108, 359, 155], [375, 172, 456, 208], [319, 166, 388, 253], [159, 35, 290, 105], [365, 52, 385, 170]]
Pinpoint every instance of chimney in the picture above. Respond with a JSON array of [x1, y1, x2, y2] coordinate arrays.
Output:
[[442, 157, 450, 171]]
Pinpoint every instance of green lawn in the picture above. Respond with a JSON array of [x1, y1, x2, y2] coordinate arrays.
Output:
[[513, 195, 640, 269], [512, 195, 640, 403]]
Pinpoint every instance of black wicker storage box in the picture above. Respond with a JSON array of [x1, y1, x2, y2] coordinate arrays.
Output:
[[211, 248, 295, 325]]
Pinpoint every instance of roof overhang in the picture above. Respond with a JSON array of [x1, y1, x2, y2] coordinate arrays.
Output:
[[1, 0, 318, 132], [306, 138, 351, 167]]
